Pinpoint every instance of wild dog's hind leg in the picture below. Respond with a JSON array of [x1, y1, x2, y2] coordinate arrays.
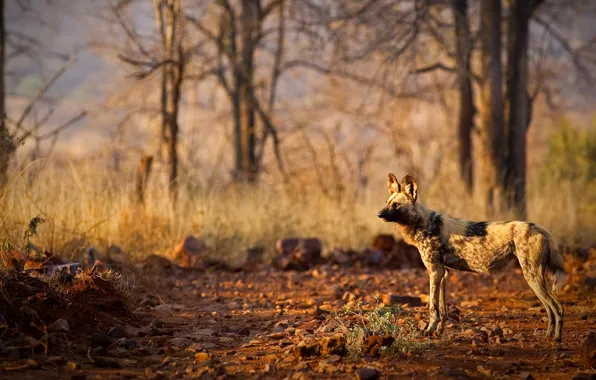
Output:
[[516, 230, 564, 342], [519, 258, 563, 341], [425, 263, 445, 336], [437, 269, 449, 334]]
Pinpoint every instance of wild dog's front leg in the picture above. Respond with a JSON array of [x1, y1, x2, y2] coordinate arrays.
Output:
[[425, 263, 445, 336], [437, 269, 449, 333]]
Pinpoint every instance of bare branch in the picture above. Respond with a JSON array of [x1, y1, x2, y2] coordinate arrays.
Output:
[[533, 15, 593, 83], [17, 111, 87, 144], [14, 57, 77, 131], [280, 59, 419, 99]]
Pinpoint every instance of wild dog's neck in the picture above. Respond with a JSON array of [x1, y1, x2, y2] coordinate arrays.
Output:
[[394, 202, 434, 246]]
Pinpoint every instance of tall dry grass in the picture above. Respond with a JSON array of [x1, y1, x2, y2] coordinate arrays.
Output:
[[0, 150, 594, 265], [0, 159, 394, 263]]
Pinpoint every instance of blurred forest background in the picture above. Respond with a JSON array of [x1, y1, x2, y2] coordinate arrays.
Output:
[[0, 0, 595, 262]]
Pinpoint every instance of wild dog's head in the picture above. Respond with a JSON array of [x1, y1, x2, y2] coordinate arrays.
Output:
[[377, 173, 419, 225]]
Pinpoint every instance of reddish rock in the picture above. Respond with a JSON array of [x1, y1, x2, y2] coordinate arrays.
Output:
[[372, 234, 396, 253], [276, 238, 301, 254], [173, 236, 206, 268], [142, 254, 180, 275], [363, 249, 385, 267], [355, 367, 380, 380], [363, 335, 395, 357], [272, 238, 323, 271]]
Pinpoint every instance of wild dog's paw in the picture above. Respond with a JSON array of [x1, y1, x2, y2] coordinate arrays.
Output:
[[423, 321, 439, 337]]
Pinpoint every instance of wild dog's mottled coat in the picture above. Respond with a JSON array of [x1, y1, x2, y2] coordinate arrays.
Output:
[[378, 173, 566, 341]]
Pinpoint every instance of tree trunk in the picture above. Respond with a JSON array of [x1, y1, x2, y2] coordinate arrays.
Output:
[[155, 0, 183, 196], [236, 0, 259, 182], [136, 155, 154, 204], [0, 0, 11, 188], [452, 0, 474, 194], [168, 41, 184, 196], [505, 0, 543, 219], [479, 0, 505, 217]]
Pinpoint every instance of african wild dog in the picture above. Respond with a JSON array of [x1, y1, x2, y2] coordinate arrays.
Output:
[[377, 173, 566, 342]]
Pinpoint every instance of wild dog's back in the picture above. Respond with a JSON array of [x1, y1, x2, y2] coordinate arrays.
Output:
[[441, 219, 520, 273]]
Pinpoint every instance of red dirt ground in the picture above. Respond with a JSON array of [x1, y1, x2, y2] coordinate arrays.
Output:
[[1, 257, 594, 379]]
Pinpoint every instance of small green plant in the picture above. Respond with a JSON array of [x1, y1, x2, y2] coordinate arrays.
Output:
[[24, 215, 44, 253], [336, 301, 434, 357]]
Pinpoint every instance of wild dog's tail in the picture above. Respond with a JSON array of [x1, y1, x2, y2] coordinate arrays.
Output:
[[545, 230, 566, 293]]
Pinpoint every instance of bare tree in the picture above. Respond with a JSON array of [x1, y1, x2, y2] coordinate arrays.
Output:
[[187, 0, 286, 183], [0, 0, 15, 188], [109, 0, 187, 195], [479, 0, 505, 217], [503, 0, 545, 219], [154, 0, 185, 195], [452, 0, 474, 194]]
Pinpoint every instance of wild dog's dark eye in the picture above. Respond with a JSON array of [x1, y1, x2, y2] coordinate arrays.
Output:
[[392, 203, 400, 208]]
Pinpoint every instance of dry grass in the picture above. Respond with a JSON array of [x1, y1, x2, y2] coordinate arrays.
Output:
[[0, 157, 594, 265]]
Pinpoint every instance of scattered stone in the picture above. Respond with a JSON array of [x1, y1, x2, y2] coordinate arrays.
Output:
[[319, 334, 347, 356], [67, 361, 79, 370], [92, 357, 121, 368], [162, 356, 176, 366], [363, 250, 385, 267], [45, 356, 66, 366], [418, 320, 428, 331], [91, 333, 113, 348], [269, 333, 285, 340], [276, 238, 301, 254], [355, 367, 380, 380], [381, 294, 423, 307], [512, 333, 525, 341], [48, 319, 70, 332], [474, 329, 489, 343], [363, 335, 395, 358], [232, 246, 264, 271], [293, 339, 320, 359], [236, 326, 250, 336], [153, 304, 172, 314], [108, 326, 127, 338], [118, 338, 138, 349], [330, 249, 352, 265], [582, 331, 596, 369], [491, 326, 504, 338], [169, 337, 193, 348], [519, 372, 534, 380], [173, 235, 207, 268], [473, 365, 492, 377], [317, 322, 337, 333], [372, 234, 395, 253], [502, 328, 514, 336], [273, 238, 323, 271], [273, 321, 289, 333]]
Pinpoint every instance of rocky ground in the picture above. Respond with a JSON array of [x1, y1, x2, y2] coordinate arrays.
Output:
[[0, 240, 595, 379]]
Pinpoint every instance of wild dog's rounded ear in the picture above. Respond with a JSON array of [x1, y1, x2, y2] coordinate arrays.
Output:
[[401, 175, 417, 203], [387, 173, 401, 194]]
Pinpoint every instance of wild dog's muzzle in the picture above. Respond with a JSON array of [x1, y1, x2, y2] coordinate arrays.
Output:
[[377, 207, 390, 220]]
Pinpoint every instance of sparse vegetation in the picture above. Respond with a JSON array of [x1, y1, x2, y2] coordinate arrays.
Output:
[[337, 301, 435, 357]]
